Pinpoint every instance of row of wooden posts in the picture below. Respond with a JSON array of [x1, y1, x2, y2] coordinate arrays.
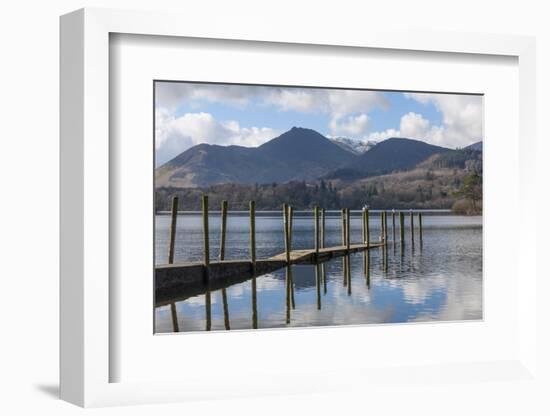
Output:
[[167, 195, 424, 266], [166, 196, 425, 331]]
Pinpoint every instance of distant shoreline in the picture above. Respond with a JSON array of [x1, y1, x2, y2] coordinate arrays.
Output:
[[155, 209, 458, 216]]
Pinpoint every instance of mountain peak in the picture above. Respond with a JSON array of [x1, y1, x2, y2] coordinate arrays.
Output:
[[329, 136, 377, 155]]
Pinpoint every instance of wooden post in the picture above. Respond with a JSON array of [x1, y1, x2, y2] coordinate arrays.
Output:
[[219, 200, 228, 260], [392, 209, 396, 243], [168, 195, 178, 264], [341, 208, 345, 246], [314, 206, 320, 259], [365, 208, 370, 247], [383, 211, 388, 245], [380, 211, 384, 243], [418, 212, 423, 244], [202, 195, 210, 267], [288, 205, 294, 248], [283, 203, 290, 264], [361, 208, 366, 244], [346, 208, 351, 251], [249, 200, 256, 264], [321, 208, 326, 249], [400, 211, 405, 244], [410, 209, 415, 244]]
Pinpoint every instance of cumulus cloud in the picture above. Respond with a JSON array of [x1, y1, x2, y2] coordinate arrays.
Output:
[[155, 110, 280, 165], [366, 103, 479, 148], [156, 82, 389, 133], [404, 93, 483, 147], [264, 87, 389, 117], [155, 82, 260, 110], [329, 113, 370, 136]]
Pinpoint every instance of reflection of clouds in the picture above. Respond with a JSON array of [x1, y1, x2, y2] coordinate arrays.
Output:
[[386, 274, 447, 305], [228, 284, 245, 298], [182, 292, 218, 307], [411, 274, 482, 322], [255, 274, 281, 291]]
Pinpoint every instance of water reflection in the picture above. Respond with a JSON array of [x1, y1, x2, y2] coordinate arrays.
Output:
[[155, 215, 482, 333]]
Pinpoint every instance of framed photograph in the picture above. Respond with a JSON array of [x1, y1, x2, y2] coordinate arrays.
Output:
[[153, 81, 484, 334], [60, 8, 537, 407]]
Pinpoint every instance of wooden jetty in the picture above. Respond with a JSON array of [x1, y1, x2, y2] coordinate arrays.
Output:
[[155, 197, 422, 305], [156, 241, 385, 303]]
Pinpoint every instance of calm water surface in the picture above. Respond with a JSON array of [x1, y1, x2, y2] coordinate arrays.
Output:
[[154, 212, 482, 333]]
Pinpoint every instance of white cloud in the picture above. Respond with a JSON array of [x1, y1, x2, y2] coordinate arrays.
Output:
[[366, 108, 474, 148], [329, 113, 370, 136], [399, 112, 445, 145], [366, 128, 400, 142], [264, 88, 389, 118], [156, 82, 389, 137], [155, 110, 280, 165], [155, 83, 260, 110], [404, 93, 483, 147]]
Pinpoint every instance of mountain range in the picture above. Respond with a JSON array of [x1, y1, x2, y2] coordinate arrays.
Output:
[[155, 127, 480, 188]]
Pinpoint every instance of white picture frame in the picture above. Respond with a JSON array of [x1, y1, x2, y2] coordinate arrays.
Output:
[[60, 7, 537, 407]]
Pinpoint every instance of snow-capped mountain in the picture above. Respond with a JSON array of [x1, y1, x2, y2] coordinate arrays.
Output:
[[329, 137, 377, 155]]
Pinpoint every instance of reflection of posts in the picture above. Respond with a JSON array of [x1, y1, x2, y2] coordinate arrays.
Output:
[[252, 276, 258, 329], [219, 200, 230, 330], [202, 195, 211, 331], [392, 209, 396, 244], [383, 241, 388, 274], [315, 263, 322, 310], [346, 255, 352, 296], [322, 263, 327, 294], [399, 211, 405, 245], [170, 302, 179, 332], [285, 266, 291, 324], [418, 212, 423, 246], [364, 250, 371, 288], [410, 209, 415, 246], [379, 212, 384, 242], [168, 195, 178, 264], [383, 211, 388, 245]]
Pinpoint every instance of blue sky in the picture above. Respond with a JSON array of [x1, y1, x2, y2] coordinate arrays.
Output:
[[155, 82, 483, 165]]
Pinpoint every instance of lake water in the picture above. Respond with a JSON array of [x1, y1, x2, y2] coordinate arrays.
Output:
[[154, 211, 482, 333]]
